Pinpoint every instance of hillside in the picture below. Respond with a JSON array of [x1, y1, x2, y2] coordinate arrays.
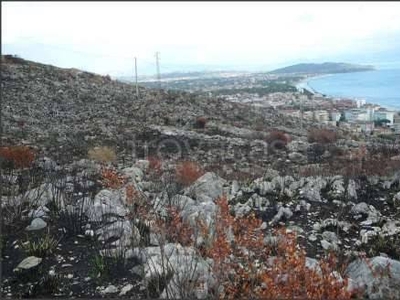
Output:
[[269, 62, 375, 75], [1, 55, 310, 171], [1, 55, 400, 299]]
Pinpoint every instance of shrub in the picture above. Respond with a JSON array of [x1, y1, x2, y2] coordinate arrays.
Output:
[[148, 155, 163, 176], [308, 128, 337, 144], [88, 146, 116, 164], [196, 196, 353, 299], [194, 117, 207, 129], [89, 254, 108, 279], [0, 146, 35, 169], [175, 161, 204, 187], [100, 167, 126, 189], [266, 130, 291, 150]]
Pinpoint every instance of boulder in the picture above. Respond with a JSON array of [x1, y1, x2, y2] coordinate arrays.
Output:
[[184, 172, 226, 201], [87, 189, 128, 222], [122, 166, 144, 183], [13, 256, 42, 272], [140, 243, 214, 299], [96, 220, 141, 247], [346, 256, 400, 299], [26, 218, 47, 231]]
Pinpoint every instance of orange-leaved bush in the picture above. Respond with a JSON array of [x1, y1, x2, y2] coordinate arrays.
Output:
[[147, 155, 163, 176], [0, 146, 35, 169], [195, 117, 207, 129], [100, 167, 126, 189], [266, 130, 291, 150], [198, 196, 353, 300], [175, 160, 205, 186]]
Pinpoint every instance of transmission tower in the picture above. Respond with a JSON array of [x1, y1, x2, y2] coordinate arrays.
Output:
[[155, 51, 161, 89], [134, 57, 139, 99]]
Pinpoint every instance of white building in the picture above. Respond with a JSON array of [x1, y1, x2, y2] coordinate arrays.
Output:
[[330, 111, 342, 122], [394, 115, 400, 134], [374, 110, 397, 126], [356, 98, 366, 108]]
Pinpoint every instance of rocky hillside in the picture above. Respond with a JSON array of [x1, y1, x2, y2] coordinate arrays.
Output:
[[1, 55, 313, 172], [1, 55, 400, 299]]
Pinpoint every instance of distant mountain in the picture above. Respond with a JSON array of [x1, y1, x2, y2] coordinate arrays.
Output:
[[269, 62, 375, 75]]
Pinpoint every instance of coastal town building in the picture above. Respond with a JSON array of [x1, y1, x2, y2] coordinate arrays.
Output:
[[374, 110, 397, 126], [394, 115, 400, 134]]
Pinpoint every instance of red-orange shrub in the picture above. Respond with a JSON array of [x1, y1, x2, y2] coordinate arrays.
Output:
[[0, 146, 35, 169], [266, 130, 291, 150], [100, 167, 126, 189], [147, 155, 162, 176], [175, 161, 205, 186], [195, 117, 207, 129], [201, 196, 353, 299], [308, 128, 338, 144], [125, 184, 138, 206]]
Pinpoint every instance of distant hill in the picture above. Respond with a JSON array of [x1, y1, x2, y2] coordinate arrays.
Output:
[[269, 62, 375, 75]]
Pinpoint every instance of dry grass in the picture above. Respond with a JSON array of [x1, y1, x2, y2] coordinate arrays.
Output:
[[88, 146, 116, 163]]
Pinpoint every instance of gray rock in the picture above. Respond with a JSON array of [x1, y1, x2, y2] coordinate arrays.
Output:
[[330, 176, 345, 197], [234, 202, 252, 218], [322, 231, 339, 244], [287, 140, 309, 153], [300, 177, 327, 202], [141, 243, 214, 299], [270, 207, 293, 225], [122, 166, 144, 182], [393, 192, 400, 206], [185, 172, 226, 201], [102, 285, 118, 294], [288, 152, 306, 163], [231, 180, 240, 195], [351, 202, 381, 225], [381, 220, 400, 236], [347, 179, 358, 200], [26, 218, 47, 231], [351, 202, 370, 215], [87, 189, 128, 222], [263, 169, 280, 181], [28, 206, 50, 219], [258, 181, 275, 196], [13, 256, 42, 272], [346, 256, 400, 299], [320, 239, 338, 251], [96, 220, 141, 247], [135, 160, 150, 172], [119, 284, 134, 296]]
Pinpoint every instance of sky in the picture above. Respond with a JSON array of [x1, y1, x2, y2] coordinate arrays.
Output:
[[2, 1, 400, 76]]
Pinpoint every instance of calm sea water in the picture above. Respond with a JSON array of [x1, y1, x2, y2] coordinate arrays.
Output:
[[304, 69, 400, 111]]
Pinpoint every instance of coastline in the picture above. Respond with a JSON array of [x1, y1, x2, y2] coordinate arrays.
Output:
[[295, 72, 400, 112]]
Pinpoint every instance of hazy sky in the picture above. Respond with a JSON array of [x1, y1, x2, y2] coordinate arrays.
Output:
[[2, 1, 400, 76]]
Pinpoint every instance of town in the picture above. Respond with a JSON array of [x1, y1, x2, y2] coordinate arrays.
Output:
[[138, 71, 400, 138]]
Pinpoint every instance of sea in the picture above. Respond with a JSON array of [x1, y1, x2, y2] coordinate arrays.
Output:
[[297, 69, 400, 111]]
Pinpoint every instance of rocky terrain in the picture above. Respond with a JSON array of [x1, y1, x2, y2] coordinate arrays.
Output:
[[1, 55, 400, 299]]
